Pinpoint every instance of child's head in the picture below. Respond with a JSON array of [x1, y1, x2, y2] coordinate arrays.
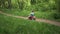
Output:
[[32, 10, 34, 12]]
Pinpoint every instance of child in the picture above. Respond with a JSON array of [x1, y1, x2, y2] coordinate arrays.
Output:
[[28, 10, 35, 20]]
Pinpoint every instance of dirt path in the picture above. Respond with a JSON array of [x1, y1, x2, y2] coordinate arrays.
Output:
[[0, 11, 60, 26]]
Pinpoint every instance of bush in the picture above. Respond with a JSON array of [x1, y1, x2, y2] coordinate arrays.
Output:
[[52, 13, 60, 19]]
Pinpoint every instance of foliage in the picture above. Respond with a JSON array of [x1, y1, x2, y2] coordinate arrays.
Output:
[[0, 0, 56, 11]]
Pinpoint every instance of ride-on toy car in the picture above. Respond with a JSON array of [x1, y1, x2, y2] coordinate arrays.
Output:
[[28, 16, 36, 20]]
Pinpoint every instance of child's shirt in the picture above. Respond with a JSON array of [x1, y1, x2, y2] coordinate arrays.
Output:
[[30, 12, 34, 16]]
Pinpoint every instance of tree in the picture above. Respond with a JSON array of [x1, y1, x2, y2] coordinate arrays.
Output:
[[52, 0, 60, 19], [56, 0, 60, 12], [7, 0, 11, 9], [30, 0, 37, 5]]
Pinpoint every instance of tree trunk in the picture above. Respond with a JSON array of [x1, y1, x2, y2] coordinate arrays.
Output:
[[8, 0, 11, 9], [56, 0, 60, 12]]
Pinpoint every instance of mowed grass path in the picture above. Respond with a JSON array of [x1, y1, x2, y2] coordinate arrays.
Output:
[[0, 13, 60, 34], [1, 9, 57, 18], [1, 9, 60, 22], [0, 11, 60, 26]]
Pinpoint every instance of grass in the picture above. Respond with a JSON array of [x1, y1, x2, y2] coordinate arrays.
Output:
[[0, 13, 60, 34], [1, 9, 55, 18], [1, 9, 60, 22]]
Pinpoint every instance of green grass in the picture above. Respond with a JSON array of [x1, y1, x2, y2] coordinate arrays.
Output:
[[1, 9, 55, 19], [0, 14, 60, 34], [1, 9, 60, 22]]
